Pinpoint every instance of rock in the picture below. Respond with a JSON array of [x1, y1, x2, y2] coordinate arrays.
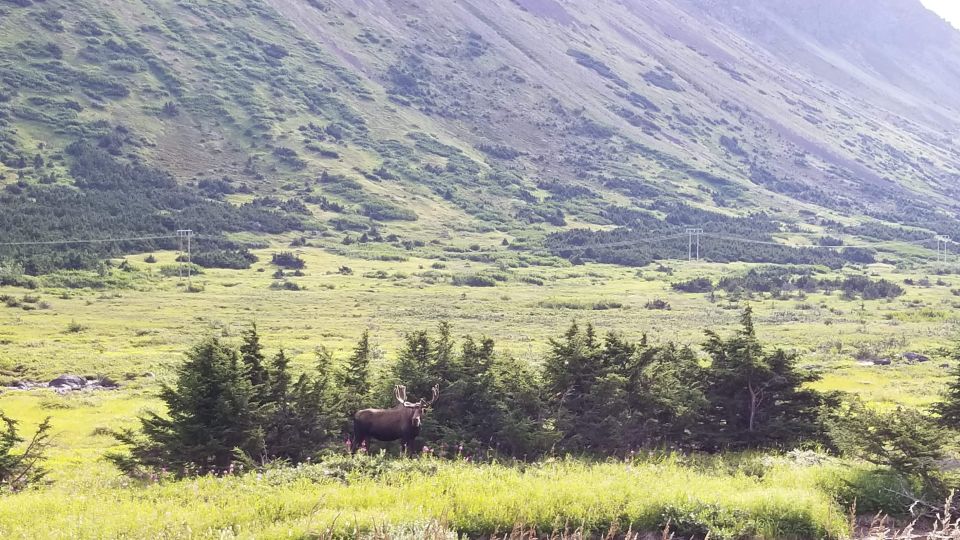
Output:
[[95, 376, 120, 389], [48, 374, 87, 390], [903, 352, 930, 363], [873, 358, 892, 366]]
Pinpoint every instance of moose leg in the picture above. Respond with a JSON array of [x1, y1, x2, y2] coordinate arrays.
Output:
[[351, 425, 365, 456]]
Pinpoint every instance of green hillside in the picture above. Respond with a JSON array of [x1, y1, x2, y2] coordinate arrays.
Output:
[[2, 0, 959, 272]]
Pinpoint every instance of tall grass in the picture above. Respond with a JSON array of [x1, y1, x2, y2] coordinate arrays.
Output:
[[0, 453, 899, 539]]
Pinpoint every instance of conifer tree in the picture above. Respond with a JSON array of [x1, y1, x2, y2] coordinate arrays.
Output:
[[542, 322, 606, 452], [392, 330, 434, 399], [933, 343, 960, 427], [240, 324, 270, 405], [700, 307, 823, 449], [0, 413, 52, 492], [110, 338, 261, 473], [340, 330, 372, 414]]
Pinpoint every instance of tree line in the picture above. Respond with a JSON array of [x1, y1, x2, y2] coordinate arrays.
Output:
[[100, 308, 919, 474], [5, 310, 960, 510], [0, 140, 306, 275], [546, 203, 877, 268]]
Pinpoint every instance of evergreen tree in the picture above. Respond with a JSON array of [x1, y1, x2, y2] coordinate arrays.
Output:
[[0, 412, 52, 492], [432, 321, 457, 385], [700, 307, 824, 450], [240, 324, 270, 405], [268, 349, 292, 405], [932, 343, 960, 427], [110, 338, 262, 473], [636, 344, 707, 448], [448, 337, 500, 449], [831, 401, 946, 492], [340, 330, 372, 415], [263, 348, 339, 462], [392, 330, 434, 400], [489, 355, 556, 458], [542, 322, 606, 452]]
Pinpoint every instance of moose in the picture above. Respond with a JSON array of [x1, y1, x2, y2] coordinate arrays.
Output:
[[351, 384, 439, 454]]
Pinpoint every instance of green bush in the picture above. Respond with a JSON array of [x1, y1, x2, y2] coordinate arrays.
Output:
[[451, 274, 496, 287], [0, 413, 52, 492]]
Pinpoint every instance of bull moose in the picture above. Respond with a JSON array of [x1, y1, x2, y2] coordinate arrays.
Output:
[[352, 384, 439, 454]]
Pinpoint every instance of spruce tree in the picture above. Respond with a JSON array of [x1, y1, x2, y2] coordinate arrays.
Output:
[[542, 322, 605, 452], [432, 321, 457, 385], [340, 330, 372, 414], [0, 413, 52, 492], [490, 355, 556, 458], [240, 324, 270, 405], [110, 338, 261, 473], [933, 343, 960, 427], [700, 307, 823, 449], [392, 330, 434, 399]]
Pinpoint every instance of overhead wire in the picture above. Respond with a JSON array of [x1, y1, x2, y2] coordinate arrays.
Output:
[[0, 234, 180, 247], [549, 230, 946, 253]]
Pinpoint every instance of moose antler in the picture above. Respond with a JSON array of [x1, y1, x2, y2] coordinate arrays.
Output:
[[394, 385, 408, 405], [421, 384, 439, 407]]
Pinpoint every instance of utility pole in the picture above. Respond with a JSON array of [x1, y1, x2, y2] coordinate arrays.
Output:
[[936, 235, 951, 263], [177, 230, 194, 284], [686, 228, 704, 261]]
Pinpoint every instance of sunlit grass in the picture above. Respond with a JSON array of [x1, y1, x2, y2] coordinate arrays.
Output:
[[1, 246, 957, 537], [0, 455, 884, 539]]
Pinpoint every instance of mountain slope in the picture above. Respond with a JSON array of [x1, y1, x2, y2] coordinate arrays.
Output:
[[1, 0, 958, 270]]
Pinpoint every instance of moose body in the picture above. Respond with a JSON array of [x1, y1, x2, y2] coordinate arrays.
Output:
[[352, 385, 438, 454]]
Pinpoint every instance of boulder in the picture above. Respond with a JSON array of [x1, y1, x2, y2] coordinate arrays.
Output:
[[872, 358, 892, 366], [48, 374, 87, 390], [903, 352, 930, 363]]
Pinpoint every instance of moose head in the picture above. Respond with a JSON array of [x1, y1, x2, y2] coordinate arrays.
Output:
[[352, 384, 439, 454], [394, 384, 439, 428]]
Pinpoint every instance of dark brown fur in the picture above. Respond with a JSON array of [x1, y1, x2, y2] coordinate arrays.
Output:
[[352, 385, 438, 454]]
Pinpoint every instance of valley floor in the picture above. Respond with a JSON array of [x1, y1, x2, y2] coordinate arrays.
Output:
[[0, 243, 958, 538]]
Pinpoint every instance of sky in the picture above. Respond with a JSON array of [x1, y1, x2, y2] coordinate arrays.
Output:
[[921, 0, 960, 30]]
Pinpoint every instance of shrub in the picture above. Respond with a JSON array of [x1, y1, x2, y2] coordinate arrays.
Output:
[[830, 401, 947, 502], [645, 299, 671, 310], [66, 320, 86, 333], [270, 251, 306, 269], [269, 280, 304, 291], [0, 413, 52, 492], [191, 250, 258, 270], [591, 300, 623, 310], [672, 277, 714, 293], [451, 274, 496, 287]]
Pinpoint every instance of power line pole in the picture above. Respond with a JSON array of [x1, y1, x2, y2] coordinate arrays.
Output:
[[936, 235, 951, 263], [177, 230, 194, 284], [686, 228, 703, 261]]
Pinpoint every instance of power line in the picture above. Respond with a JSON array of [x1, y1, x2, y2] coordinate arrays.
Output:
[[0, 234, 179, 247], [549, 230, 944, 254], [550, 233, 689, 252], [701, 233, 932, 249]]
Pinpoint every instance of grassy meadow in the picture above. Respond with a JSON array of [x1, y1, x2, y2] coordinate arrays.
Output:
[[0, 238, 958, 538]]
